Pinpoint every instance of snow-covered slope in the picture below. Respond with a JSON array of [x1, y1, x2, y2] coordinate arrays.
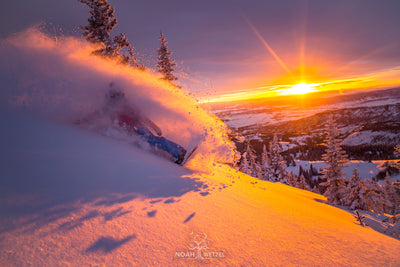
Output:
[[1, 28, 399, 266], [343, 130, 400, 146], [1, 112, 400, 266]]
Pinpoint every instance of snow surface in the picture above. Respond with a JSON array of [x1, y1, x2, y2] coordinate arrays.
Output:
[[1, 28, 400, 266], [1, 111, 400, 266], [289, 135, 311, 146], [280, 141, 298, 152], [343, 130, 400, 146]]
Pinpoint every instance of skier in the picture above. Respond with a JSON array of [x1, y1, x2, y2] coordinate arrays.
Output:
[[81, 85, 187, 164]]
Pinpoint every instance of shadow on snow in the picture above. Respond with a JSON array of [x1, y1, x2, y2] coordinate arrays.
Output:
[[0, 112, 204, 234]]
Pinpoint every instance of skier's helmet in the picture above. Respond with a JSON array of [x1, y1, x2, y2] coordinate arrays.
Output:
[[106, 87, 125, 102]]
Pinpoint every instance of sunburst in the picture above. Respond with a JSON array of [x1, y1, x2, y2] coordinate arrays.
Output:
[[282, 82, 316, 95]]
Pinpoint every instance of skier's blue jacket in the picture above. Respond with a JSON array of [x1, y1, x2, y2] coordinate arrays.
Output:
[[117, 112, 185, 160]]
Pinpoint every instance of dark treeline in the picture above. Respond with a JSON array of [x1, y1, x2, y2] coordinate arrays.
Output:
[[232, 135, 397, 162]]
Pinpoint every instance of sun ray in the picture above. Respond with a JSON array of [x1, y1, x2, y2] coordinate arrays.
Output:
[[242, 15, 293, 76]]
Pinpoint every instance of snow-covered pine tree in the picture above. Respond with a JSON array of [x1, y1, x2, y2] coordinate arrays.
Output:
[[323, 178, 347, 205], [383, 177, 400, 215], [362, 178, 386, 213], [269, 134, 288, 184], [320, 116, 348, 180], [239, 151, 250, 175], [78, 0, 139, 67], [393, 145, 400, 170], [320, 115, 349, 204], [297, 174, 311, 190], [108, 33, 138, 67], [310, 164, 319, 176], [261, 144, 272, 181], [285, 171, 310, 190], [157, 31, 177, 83], [79, 0, 116, 44], [240, 141, 262, 177], [285, 172, 296, 187], [343, 169, 367, 210], [286, 171, 296, 187]]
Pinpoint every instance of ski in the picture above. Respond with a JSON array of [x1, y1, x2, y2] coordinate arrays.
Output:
[[180, 145, 199, 166]]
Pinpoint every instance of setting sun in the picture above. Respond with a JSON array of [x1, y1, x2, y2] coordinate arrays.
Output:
[[285, 82, 316, 95], [281, 83, 316, 95]]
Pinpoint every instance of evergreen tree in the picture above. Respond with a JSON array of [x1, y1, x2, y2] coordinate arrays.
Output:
[[320, 116, 349, 204], [320, 116, 349, 180], [78, 0, 117, 44], [393, 145, 400, 170], [310, 164, 319, 176], [239, 151, 250, 175], [240, 141, 261, 178], [297, 174, 311, 190], [286, 172, 296, 187], [78, 0, 139, 67], [362, 179, 386, 213], [343, 169, 368, 210], [298, 165, 305, 178], [269, 134, 288, 184], [157, 31, 177, 83], [107, 33, 138, 67], [383, 177, 400, 215], [323, 178, 347, 205], [342, 174, 386, 213], [261, 144, 272, 181]]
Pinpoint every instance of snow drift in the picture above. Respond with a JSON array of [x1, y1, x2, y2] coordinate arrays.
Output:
[[0, 27, 235, 170]]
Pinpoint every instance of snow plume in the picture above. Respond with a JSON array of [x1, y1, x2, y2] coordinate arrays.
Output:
[[0, 27, 235, 169]]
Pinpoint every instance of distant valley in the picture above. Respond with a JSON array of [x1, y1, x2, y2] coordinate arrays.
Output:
[[211, 87, 400, 162]]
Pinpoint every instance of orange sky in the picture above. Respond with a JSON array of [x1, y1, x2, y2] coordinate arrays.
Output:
[[196, 29, 400, 103], [2, 0, 400, 103], [197, 14, 400, 104], [199, 67, 400, 103], [192, 2, 400, 104]]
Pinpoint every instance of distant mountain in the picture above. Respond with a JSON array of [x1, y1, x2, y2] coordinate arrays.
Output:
[[212, 87, 400, 131], [256, 103, 400, 137]]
